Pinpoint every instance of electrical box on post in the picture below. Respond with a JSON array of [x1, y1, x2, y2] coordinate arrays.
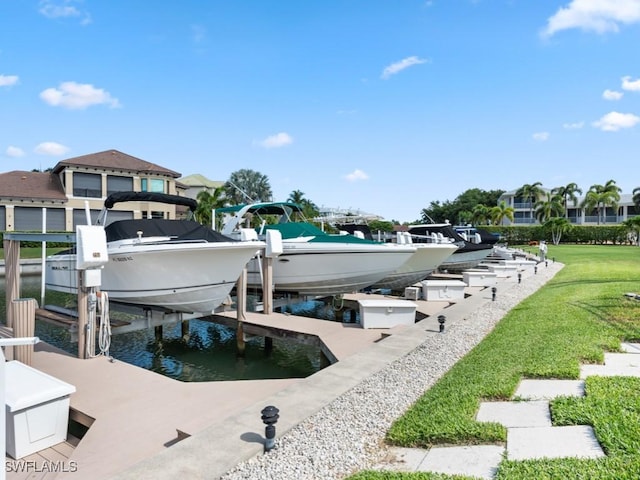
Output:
[[265, 229, 283, 258], [76, 225, 108, 270]]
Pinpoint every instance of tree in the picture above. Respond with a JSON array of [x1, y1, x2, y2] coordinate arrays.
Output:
[[515, 182, 544, 224], [581, 180, 621, 225], [419, 188, 504, 224], [632, 186, 640, 209], [552, 183, 582, 219], [194, 187, 227, 227], [490, 201, 514, 225], [224, 169, 273, 204], [622, 216, 640, 246], [286, 190, 319, 220], [545, 217, 572, 245], [534, 192, 564, 224], [470, 204, 491, 225]]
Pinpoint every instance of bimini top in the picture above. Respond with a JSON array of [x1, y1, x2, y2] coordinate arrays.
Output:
[[217, 202, 303, 216], [104, 191, 198, 212]]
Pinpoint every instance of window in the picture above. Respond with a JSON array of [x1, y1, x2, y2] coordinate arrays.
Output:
[[141, 178, 165, 193], [107, 175, 133, 195], [73, 172, 101, 198]]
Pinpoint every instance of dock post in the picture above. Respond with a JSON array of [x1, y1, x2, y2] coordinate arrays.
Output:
[[181, 320, 190, 342], [3, 239, 21, 328], [11, 298, 37, 366], [262, 256, 274, 315], [155, 325, 163, 343], [77, 271, 88, 359], [236, 268, 247, 356]]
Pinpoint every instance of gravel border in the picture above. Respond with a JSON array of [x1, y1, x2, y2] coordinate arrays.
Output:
[[221, 262, 563, 480]]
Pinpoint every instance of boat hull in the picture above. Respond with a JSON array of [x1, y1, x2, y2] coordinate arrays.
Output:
[[46, 241, 263, 314], [440, 248, 493, 272], [371, 243, 458, 290], [246, 242, 416, 296]]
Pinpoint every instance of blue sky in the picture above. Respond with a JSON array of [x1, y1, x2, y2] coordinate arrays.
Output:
[[1, 0, 639, 222]]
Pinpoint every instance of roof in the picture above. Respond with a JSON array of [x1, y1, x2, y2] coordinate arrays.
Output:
[[179, 174, 225, 189], [52, 149, 181, 178], [0, 171, 67, 202]]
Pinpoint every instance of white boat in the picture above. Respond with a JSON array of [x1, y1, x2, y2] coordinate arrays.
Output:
[[46, 192, 265, 314], [333, 225, 458, 290], [407, 223, 494, 272], [217, 202, 417, 296]]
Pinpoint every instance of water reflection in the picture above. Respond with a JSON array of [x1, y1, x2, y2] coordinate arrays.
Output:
[[2, 276, 321, 382]]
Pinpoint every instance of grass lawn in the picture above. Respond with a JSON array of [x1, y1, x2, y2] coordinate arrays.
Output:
[[347, 244, 640, 480], [0, 247, 67, 260]]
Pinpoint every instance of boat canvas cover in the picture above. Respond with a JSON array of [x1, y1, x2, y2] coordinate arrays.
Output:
[[264, 222, 375, 244], [104, 191, 198, 212], [105, 219, 235, 243], [409, 224, 492, 252]]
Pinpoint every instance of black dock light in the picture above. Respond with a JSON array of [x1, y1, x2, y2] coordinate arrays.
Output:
[[261, 405, 280, 453], [437, 314, 446, 333], [491, 286, 497, 301], [552, 256, 555, 263], [517, 272, 522, 284], [545, 260, 548, 267], [534, 265, 538, 274]]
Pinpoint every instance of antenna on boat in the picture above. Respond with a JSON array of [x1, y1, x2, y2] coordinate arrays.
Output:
[[227, 181, 255, 203]]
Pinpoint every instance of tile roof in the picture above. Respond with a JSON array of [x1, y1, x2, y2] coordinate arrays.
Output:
[[0, 171, 67, 202], [52, 149, 181, 178]]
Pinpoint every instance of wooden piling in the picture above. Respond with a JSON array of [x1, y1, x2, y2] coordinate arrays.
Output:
[[261, 256, 274, 315], [77, 271, 88, 359], [3, 239, 21, 328], [181, 320, 190, 342], [155, 325, 163, 343], [12, 298, 37, 365]]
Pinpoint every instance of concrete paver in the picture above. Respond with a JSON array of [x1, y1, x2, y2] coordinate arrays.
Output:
[[580, 364, 640, 378], [602, 352, 640, 367], [514, 379, 585, 400], [476, 400, 551, 428], [621, 342, 640, 354], [419, 445, 505, 479], [507, 426, 605, 461]]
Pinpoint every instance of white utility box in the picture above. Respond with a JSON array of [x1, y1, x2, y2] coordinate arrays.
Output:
[[5, 360, 76, 459], [358, 299, 417, 329], [480, 264, 517, 278], [463, 271, 498, 287], [404, 286, 421, 301], [421, 280, 466, 301]]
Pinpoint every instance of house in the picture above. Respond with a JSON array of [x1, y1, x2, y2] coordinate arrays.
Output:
[[0, 149, 184, 232], [179, 173, 225, 200], [498, 189, 639, 225]]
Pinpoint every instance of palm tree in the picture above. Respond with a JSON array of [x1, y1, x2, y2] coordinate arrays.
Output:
[[286, 190, 319, 220], [534, 192, 564, 224], [544, 217, 572, 245], [470, 204, 491, 225], [194, 187, 227, 227], [622, 216, 640, 246], [581, 180, 622, 224], [224, 169, 273, 204], [490, 201, 514, 225], [287, 190, 306, 205], [515, 182, 544, 224], [632, 186, 640, 210], [551, 183, 582, 219]]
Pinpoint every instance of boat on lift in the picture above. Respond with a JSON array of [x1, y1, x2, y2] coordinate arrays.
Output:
[[45, 191, 264, 314], [217, 202, 417, 296]]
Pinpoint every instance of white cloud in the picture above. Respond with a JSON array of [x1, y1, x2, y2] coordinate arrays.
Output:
[[34, 142, 70, 156], [532, 132, 550, 141], [381, 56, 429, 79], [257, 132, 293, 149], [622, 75, 640, 91], [0, 74, 19, 87], [40, 82, 121, 109], [592, 111, 640, 131], [344, 169, 369, 182], [603, 89, 623, 100], [563, 121, 585, 129], [39, 0, 91, 25], [541, 0, 640, 38], [6, 146, 25, 157]]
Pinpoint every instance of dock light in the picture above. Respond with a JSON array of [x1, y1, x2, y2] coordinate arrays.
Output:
[[437, 315, 446, 333], [261, 405, 280, 453], [517, 272, 522, 284], [552, 256, 555, 263], [534, 265, 538, 275], [491, 286, 497, 301], [545, 260, 548, 267]]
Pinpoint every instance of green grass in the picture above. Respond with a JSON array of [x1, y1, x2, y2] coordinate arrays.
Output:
[[0, 247, 66, 260], [347, 244, 640, 479]]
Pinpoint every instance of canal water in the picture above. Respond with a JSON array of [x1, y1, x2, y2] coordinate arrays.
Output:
[[1, 276, 323, 382]]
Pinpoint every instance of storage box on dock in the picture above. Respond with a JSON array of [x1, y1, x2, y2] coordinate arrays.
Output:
[[5, 360, 76, 459], [358, 299, 417, 329], [404, 286, 421, 301], [463, 271, 497, 287], [421, 280, 466, 301], [480, 264, 517, 277]]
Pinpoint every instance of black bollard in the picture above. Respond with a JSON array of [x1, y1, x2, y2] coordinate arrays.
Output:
[[438, 314, 446, 333], [261, 405, 280, 453], [492, 286, 497, 301]]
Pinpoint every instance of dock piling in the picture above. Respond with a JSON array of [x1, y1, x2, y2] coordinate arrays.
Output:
[[12, 298, 37, 366]]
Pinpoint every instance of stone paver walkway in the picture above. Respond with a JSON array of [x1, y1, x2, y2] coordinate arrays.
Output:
[[379, 342, 640, 478]]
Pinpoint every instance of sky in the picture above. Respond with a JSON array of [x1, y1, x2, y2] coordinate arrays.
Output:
[[1, 0, 640, 223]]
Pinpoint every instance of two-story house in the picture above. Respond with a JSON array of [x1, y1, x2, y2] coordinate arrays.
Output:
[[0, 150, 184, 232]]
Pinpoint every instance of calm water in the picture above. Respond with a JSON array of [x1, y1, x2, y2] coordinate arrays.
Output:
[[1, 276, 322, 382]]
